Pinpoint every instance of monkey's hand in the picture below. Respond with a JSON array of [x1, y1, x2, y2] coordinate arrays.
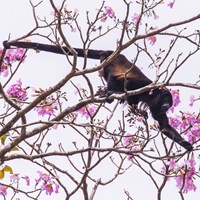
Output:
[[95, 86, 114, 103], [161, 126, 193, 151]]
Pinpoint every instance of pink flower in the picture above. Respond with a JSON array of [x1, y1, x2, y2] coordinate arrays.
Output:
[[0, 64, 9, 77], [77, 105, 97, 119], [168, 0, 175, 9], [168, 159, 177, 169], [132, 13, 141, 24], [35, 105, 56, 116], [0, 47, 26, 77], [122, 133, 140, 160], [35, 171, 59, 195], [0, 185, 7, 196], [175, 157, 197, 193], [169, 89, 181, 112], [7, 79, 29, 101], [177, 112, 196, 131], [184, 113, 196, 126], [161, 156, 197, 193], [4, 48, 26, 64], [42, 183, 54, 195], [189, 95, 196, 107], [10, 173, 19, 184], [169, 116, 181, 129], [23, 176, 30, 186], [123, 134, 136, 148], [169, 111, 200, 145], [147, 35, 157, 45], [161, 158, 177, 174], [55, 184, 59, 193], [186, 122, 200, 144], [41, 183, 59, 195], [34, 95, 57, 117], [104, 6, 116, 18], [36, 171, 50, 183]]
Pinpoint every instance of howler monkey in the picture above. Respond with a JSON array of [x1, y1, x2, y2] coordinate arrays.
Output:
[[2, 40, 193, 151]]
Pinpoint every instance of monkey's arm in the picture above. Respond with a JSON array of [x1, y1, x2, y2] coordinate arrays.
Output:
[[3, 41, 102, 59], [158, 113, 193, 151]]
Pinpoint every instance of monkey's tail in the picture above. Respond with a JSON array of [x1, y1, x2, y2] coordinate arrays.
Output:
[[3, 41, 102, 59], [161, 126, 193, 151]]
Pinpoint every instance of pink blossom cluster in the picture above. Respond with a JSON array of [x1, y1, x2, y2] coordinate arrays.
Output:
[[0, 48, 26, 77], [169, 112, 200, 144], [168, 90, 200, 144], [36, 171, 59, 195], [123, 133, 137, 148], [0, 185, 7, 196], [0, 171, 59, 197], [168, 0, 176, 8], [189, 95, 198, 107], [10, 173, 30, 186], [77, 105, 97, 119], [162, 156, 196, 193], [101, 6, 116, 22], [132, 13, 141, 25], [122, 133, 140, 160], [7, 79, 29, 101], [104, 6, 116, 18], [0, 174, 30, 196], [169, 89, 181, 112], [34, 95, 58, 117], [148, 35, 157, 45]]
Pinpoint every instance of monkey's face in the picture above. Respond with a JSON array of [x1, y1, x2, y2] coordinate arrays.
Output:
[[149, 89, 173, 114], [158, 91, 173, 113], [160, 102, 171, 113]]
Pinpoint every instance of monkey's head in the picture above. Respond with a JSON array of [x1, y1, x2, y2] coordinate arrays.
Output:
[[98, 51, 114, 80], [160, 89, 173, 112], [149, 88, 173, 114]]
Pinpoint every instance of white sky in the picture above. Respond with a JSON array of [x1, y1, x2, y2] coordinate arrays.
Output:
[[0, 0, 200, 200]]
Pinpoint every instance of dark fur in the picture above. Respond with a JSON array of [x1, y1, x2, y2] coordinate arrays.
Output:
[[99, 51, 192, 151], [3, 41, 193, 151]]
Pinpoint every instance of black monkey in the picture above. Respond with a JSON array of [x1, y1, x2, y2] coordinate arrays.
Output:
[[3, 41, 193, 151], [99, 51, 193, 151]]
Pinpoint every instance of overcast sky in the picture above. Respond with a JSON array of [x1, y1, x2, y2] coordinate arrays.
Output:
[[0, 1, 200, 200]]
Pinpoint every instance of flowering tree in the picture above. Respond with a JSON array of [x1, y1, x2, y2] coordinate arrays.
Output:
[[0, 0, 200, 199]]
